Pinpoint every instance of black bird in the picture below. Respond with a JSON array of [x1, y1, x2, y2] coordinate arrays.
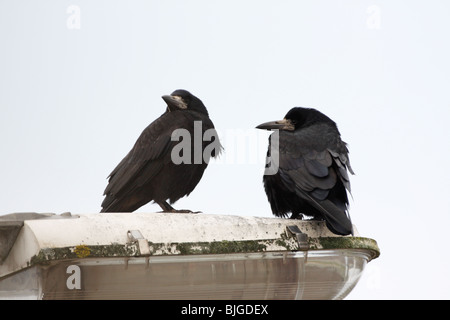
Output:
[[256, 107, 354, 235], [101, 89, 221, 213]]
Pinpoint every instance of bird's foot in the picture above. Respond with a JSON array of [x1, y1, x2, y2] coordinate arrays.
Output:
[[156, 201, 201, 214], [158, 209, 201, 214], [171, 209, 201, 214]]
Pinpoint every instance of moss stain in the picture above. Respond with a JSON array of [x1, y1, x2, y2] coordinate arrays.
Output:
[[74, 245, 90, 258], [176, 240, 268, 255], [29, 236, 379, 266]]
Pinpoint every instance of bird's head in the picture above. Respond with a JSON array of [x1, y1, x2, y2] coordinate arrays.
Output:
[[162, 89, 209, 115], [256, 107, 335, 131]]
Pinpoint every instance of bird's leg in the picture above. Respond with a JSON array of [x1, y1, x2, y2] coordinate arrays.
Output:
[[157, 201, 175, 212], [156, 201, 200, 214]]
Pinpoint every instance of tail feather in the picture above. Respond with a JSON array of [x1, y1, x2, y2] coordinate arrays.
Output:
[[295, 187, 353, 235]]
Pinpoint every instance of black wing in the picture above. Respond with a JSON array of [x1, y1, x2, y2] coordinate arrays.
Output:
[[101, 111, 186, 212], [273, 123, 354, 235]]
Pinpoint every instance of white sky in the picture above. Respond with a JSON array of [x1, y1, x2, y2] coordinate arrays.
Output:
[[1, 1, 449, 299]]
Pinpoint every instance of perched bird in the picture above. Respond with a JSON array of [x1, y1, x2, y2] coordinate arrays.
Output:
[[256, 107, 354, 235], [101, 89, 221, 213]]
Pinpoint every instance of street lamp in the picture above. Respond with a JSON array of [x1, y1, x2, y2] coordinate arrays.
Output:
[[0, 212, 379, 300]]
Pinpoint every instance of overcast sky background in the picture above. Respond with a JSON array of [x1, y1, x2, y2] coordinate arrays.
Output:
[[1, 1, 449, 299]]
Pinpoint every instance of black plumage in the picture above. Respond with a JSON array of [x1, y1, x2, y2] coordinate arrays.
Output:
[[101, 89, 221, 213], [256, 107, 354, 235]]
